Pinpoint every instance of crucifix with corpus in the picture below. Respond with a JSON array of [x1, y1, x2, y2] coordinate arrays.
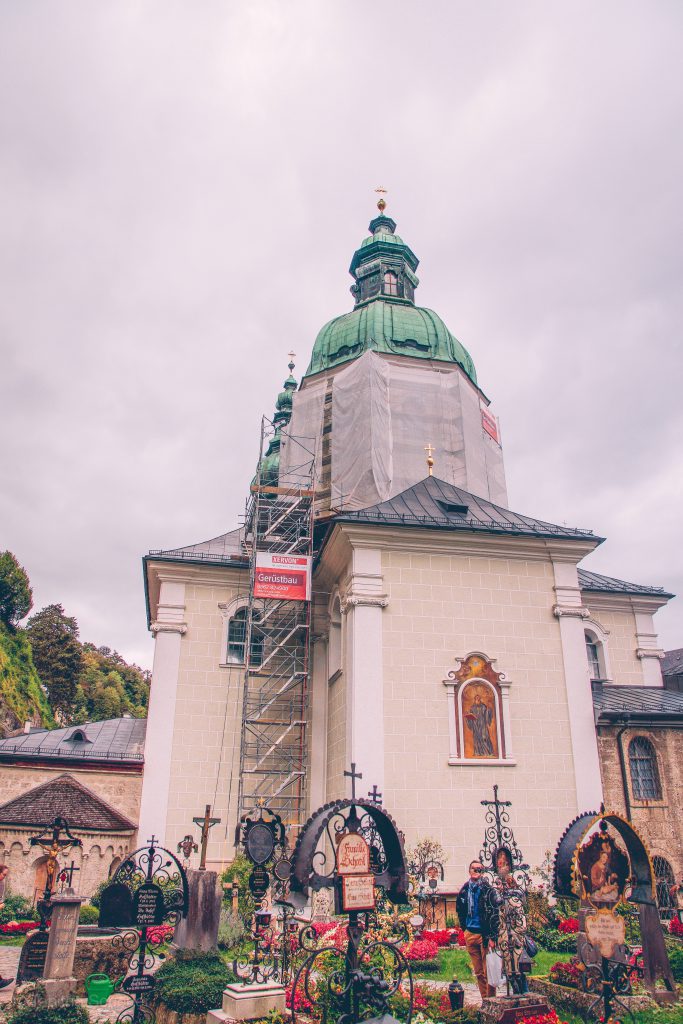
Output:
[[29, 817, 82, 927], [192, 804, 221, 871]]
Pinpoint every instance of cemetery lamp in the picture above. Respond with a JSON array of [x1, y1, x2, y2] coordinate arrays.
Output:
[[448, 975, 465, 1011], [255, 909, 271, 929]]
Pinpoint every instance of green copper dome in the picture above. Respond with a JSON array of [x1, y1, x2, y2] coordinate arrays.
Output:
[[304, 211, 477, 384]]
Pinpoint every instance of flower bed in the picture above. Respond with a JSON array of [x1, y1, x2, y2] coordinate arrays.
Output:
[[515, 1012, 568, 1024], [557, 918, 579, 934], [0, 920, 39, 935], [670, 917, 683, 937], [548, 957, 583, 989], [422, 927, 465, 947], [147, 923, 174, 944]]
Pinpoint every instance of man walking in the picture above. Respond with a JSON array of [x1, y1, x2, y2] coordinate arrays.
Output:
[[456, 859, 496, 1001]]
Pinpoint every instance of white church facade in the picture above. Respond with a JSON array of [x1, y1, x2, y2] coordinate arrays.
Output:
[[139, 205, 672, 885]]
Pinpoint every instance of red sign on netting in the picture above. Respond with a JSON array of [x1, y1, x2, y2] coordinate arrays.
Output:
[[481, 406, 500, 444], [254, 553, 311, 601]]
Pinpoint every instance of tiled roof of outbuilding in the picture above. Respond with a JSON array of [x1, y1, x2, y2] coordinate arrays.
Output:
[[334, 476, 600, 542], [662, 649, 683, 676], [593, 685, 683, 722], [0, 717, 146, 764], [148, 527, 248, 566], [0, 775, 136, 832]]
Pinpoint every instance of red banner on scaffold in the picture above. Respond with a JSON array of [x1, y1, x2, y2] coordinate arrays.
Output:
[[253, 553, 311, 601]]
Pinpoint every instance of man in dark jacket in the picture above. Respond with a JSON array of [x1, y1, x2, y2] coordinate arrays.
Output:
[[456, 859, 496, 1001]]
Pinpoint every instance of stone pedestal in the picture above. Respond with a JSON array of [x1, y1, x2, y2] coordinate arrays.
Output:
[[479, 994, 551, 1024], [173, 869, 222, 952], [42, 892, 83, 1005], [207, 982, 286, 1023]]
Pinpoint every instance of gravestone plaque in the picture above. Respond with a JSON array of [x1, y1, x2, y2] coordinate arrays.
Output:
[[16, 930, 49, 982], [273, 857, 291, 882], [585, 908, 626, 959], [123, 974, 156, 994], [249, 865, 270, 899], [247, 822, 276, 866], [340, 874, 375, 912], [336, 834, 370, 875], [134, 882, 165, 927], [44, 894, 81, 981], [99, 881, 134, 927]]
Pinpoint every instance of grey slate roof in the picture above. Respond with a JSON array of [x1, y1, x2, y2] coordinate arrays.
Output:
[[593, 685, 683, 722], [0, 774, 136, 831], [578, 567, 673, 599], [0, 717, 146, 764], [663, 648, 683, 676], [334, 476, 600, 542], [148, 527, 247, 566]]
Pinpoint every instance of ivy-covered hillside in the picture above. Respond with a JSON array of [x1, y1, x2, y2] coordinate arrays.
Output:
[[0, 620, 55, 735]]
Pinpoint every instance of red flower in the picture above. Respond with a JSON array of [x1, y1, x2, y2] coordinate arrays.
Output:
[[669, 918, 683, 937], [0, 921, 39, 934], [401, 939, 439, 961], [558, 917, 579, 933]]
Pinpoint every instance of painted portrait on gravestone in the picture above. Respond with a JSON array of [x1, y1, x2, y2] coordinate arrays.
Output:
[[462, 681, 498, 758], [578, 832, 630, 905], [495, 846, 513, 879]]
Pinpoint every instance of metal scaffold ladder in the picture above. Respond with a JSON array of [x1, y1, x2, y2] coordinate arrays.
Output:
[[237, 418, 316, 831]]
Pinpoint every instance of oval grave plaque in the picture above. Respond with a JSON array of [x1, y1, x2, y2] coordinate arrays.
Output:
[[247, 822, 276, 866], [273, 857, 292, 881]]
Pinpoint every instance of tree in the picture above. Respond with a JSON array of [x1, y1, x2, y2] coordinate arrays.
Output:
[[0, 552, 33, 628], [26, 604, 84, 721]]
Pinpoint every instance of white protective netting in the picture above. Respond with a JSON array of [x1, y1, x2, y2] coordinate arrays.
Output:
[[278, 373, 326, 488], [286, 351, 507, 510]]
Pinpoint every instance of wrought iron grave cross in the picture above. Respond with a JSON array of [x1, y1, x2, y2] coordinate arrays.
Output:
[[367, 785, 383, 806], [343, 763, 362, 800]]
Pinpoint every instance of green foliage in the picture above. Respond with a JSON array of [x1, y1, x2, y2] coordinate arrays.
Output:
[[0, 552, 33, 628], [72, 644, 149, 723], [78, 903, 100, 924], [6, 1001, 89, 1024], [0, 890, 36, 924], [0, 621, 54, 733], [221, 854, 256, 921], [667, 940, 683, 982], [88, 879, 109, 910], [154, 950, 236, 1013], [26, 605, 84, 719], [218, 904, 247, 950], [535, 926, 577, 953]]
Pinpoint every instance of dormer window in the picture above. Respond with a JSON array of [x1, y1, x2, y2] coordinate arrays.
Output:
[[383, 270, 399, 296], [67, 729, 90, 743]]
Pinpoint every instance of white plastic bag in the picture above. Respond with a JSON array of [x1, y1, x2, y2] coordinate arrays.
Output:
[[486, 949, 506, 988]]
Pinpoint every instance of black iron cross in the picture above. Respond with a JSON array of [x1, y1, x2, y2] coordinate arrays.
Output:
[[192, 804, 221, 871], [344, 763, 363, 800], [367, 785, 382, 806], [481, 784, 511, 837]]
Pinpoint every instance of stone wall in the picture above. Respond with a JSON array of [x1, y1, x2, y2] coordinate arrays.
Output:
[[0, 763, 142, 825], [597, 724, 683, 883]]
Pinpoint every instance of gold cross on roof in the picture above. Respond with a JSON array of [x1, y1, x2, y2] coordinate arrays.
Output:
[[424, 443, 435, 476]]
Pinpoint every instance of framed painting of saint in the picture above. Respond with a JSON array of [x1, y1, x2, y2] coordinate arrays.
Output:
[[462, 681, 499, 759], [578, 832, 629, 905]]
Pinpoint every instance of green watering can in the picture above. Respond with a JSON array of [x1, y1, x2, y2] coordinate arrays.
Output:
[[85, 973, 123, 1005]]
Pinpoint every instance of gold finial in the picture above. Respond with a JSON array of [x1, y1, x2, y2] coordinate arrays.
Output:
[[425, 443, 435, 476], [375, 185, 387, 214], [287, 350, 296, 374]]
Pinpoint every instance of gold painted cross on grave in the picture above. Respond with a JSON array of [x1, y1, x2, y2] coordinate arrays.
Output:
[[192, 804, 221, 872]]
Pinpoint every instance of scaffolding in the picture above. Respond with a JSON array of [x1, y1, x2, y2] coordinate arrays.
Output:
[[237, 417, 316, 830]]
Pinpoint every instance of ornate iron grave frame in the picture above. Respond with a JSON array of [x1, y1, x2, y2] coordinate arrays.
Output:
[[478, 786, 532, 998], [288, 793, 413, 1024], [554, 809, 676, 1021], [233, 803, 297, 986], [99, 835, 189, 1024]]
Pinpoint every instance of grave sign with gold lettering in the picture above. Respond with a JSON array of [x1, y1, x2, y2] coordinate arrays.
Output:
[[585, 908, 626, 959]]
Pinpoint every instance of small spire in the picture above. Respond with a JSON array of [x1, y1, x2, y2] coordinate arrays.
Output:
[[425, 443, 435, 477], [287, 350, 296, 375], [375, 185, 387, 214]]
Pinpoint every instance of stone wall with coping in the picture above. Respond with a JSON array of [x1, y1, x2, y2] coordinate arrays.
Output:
[[0, 827, 132, 900]]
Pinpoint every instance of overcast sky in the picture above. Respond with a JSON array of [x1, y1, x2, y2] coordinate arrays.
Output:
[[1, 1, 681, 668]]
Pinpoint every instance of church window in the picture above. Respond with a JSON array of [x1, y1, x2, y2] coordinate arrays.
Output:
[[628, 736, 662, 800], [585, 631, 604, 682], [226, 608, 263, 666], [653, 856, 675, 918], [383, 270, 399, 296]]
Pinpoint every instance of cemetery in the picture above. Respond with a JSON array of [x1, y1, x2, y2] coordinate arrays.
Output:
[[0, 778, 681, 1024]]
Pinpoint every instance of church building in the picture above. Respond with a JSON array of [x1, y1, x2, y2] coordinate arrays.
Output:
[[139, 202, 676, 888]]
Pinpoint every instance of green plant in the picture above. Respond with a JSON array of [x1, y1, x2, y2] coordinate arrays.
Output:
[[88, 880, 109, 910], [154, 950, 236, 1013], [667, 940, 683, 982], [0, 891, 36, 924], [536, 926, 577, 953], [0, 552, 33, 628], [6, 1001, 89, 1024], [218, 904, 247, 950], [221, 854, 256, 921], [78, 903, 99, 924], [445, 915, 456, 929]]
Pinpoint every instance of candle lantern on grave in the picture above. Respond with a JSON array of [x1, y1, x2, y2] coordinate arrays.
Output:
[[554, 808, 677, 1021], [288, 763, 414, 1024]]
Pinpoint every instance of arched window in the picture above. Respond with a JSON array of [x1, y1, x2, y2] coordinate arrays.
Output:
[[226, 608, 263, 666], [628, 736, 662, 800], [653, 855, 675, 919], [383, 270, 399, 296], [584, 630, 604, 682]]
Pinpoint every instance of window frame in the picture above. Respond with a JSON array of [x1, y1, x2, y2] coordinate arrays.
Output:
[[382, 270, 399, 297], [628, 735, 662, 801]]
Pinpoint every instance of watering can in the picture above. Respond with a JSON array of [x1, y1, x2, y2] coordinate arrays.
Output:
[[85, 973, 123, 1005]]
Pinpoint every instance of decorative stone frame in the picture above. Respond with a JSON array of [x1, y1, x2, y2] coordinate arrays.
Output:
[[442, 652, 515, 766], [218, 597, 264, 667]]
